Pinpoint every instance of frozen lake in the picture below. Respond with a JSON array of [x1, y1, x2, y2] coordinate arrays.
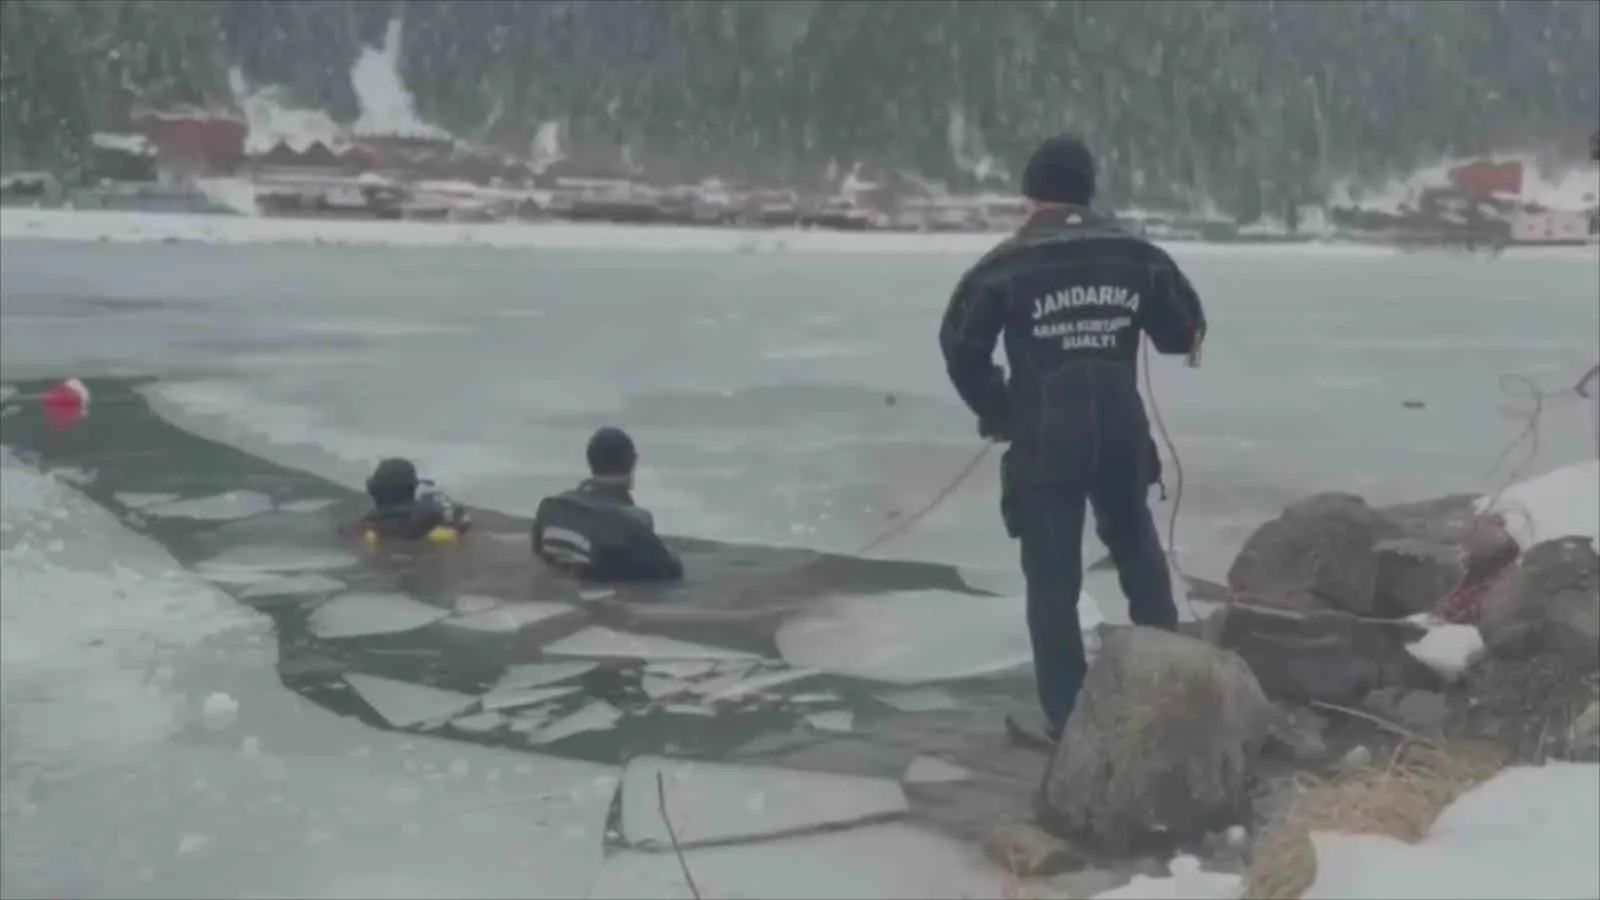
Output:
[[2, 232, 1597, 898], [3, 237, 1596, 580]]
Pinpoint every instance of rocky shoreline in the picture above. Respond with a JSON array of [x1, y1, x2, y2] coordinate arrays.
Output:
[[981, 476, 1600, 897]]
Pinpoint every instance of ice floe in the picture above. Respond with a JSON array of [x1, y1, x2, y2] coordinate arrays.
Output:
[[307, 592, 448, 639], [480, 684, 582, 713], [113, 491, 181, 510], [441, 599, 576, 633], [776, 590, 1034, 684], [542, 626, 760, 663], [902, 756, 972, 785], [589, 822, 1004, 899], [448, 711, 509, 734], [342, 673, 478, 728], [524, 700, 623, 745], [805, 710, 855, 733], [619, 756, 909, 849], [492, 661, 598, 693], [237, 573, 345, 602], [877, 687, 958, 713], [141, 490, 277, 522]]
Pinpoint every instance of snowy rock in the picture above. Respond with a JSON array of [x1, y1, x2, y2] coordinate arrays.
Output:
[[984, 821, 1083, 876], [1406, 624, 1485, 683], [1210, 602, 1430, 704], [1365, 687, 1452, 737], [1043, 627, 1274, 853], [1568, 702, 1600, 763], [1305, 763, 1600, 899], [1524, 538, 1600, 671], [1373, 537, 1463, 617], [1227, 492, 1397, 614], [201, 692, 239, 729], [1337, 745, 1374, 772], [1264, 704, 1330, 763]]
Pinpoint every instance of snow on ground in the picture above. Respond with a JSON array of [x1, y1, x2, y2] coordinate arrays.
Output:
[[229, 68, 348, 157], [1478, 458, 1600, 553], [1330, 153, 1600, 215], [591, 822, 1002, 900], [1306, 762, 1600, 899], [1405, 623, 1486, 684], [0, 450, 1021, 898], [0, 450, 623, 898], [1090, 855, 1241, 900], [0, 207, 1457, 257], [0, 449, 252, 778], [349, 18, 452, 142]]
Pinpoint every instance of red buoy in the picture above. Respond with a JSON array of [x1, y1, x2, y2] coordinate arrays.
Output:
[[42, 378, 89, 429]]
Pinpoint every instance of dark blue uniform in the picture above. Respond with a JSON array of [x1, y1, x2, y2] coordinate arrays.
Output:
[[939, 204, 1206, 736]]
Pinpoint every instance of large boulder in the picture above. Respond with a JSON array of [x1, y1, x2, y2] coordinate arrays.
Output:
[[1475, 537, 1599, 669], [1228, 493, 1398, 615], [1373, 537, 1464, 618], [1525, 537, 1600, 671], [1041, 627, 1274, 853], [1205, 601, 1435, 704]]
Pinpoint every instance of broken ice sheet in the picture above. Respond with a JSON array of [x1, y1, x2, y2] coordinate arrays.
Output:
[[543, 626, 759, 663], [481, 684, 582, 713], [200, 545, 359, 573], [114, 491, 180, 510], [643, 660, 719, 680], [619, 756, 908, 849], [443, 600, 576, 634], [776, 590, 1034, 684], [903, 756, 972, 785], [877, 687, 958, 713], [590, 822, 1003, 900], [344, 673, 478, 728], [526, 700, 623, 745], [806, 711, 854, 733], [449, 711, 509, 733], [491, 661, 598, 694], [690, 666, 819, 704], [238, 573, 345, 602], [275, 497, 339, 514], [308, 592, 449, 639], [142, 490, 276, 522]]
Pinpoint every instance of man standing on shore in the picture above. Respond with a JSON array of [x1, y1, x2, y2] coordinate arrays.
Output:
[[938, 134, 1208, 741]]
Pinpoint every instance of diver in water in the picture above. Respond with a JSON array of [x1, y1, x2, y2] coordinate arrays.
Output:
[[939, 134, 1207, 742], [357, 457, 472, 546], [531, 427, 684, 583]]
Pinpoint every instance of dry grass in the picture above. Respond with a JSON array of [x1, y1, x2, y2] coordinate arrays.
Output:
[[1243, 738, 1507, 900]]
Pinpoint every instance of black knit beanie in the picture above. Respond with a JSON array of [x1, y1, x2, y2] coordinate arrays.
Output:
[[1021, 134, 1097, 205], [367, 457, 419, 507], [586, 427, 638, 477]]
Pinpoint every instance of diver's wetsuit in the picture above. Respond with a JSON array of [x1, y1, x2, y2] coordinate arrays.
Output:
[[531, 480, 684, 582], [939, 204, 1206, 736], [360, 485, 472, 542]]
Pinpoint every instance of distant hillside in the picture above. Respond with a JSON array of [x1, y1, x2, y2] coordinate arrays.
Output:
[[2, 0, 1596, 222]]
